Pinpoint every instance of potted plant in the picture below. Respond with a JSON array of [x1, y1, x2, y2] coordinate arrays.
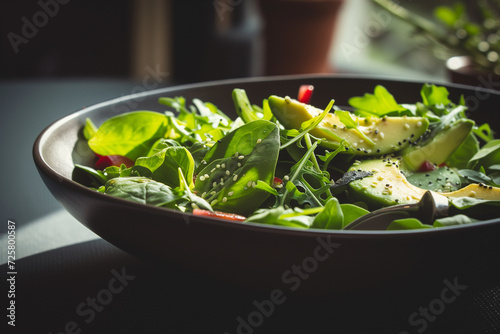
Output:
[[373, 0, 500, 88]]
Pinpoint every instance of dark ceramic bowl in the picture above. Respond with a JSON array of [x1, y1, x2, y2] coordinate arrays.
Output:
[[34, 75, 500, 296]]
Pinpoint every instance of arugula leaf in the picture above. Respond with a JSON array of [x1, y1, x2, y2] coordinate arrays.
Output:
[[277, 140, 333, 208], [348, 85, 407, 117], [280, 99, 334, 150], [420, 84, 451, 108], [334, 110, 375, 146]]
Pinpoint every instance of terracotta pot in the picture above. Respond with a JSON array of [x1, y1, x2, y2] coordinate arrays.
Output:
[[257, 0, 346, 76], [446, 56, 500, 91]]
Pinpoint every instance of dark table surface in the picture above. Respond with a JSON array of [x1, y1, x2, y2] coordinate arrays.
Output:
[[1, 79, 500, 334]]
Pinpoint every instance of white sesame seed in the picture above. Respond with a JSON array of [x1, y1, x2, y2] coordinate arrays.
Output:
[[284, 175, 289, 181], [238, 155, 245, 160], [404, 123, 410, 129], [199, 176, 206, 181], [213, 182, 217, 187], [228, 191, 234, 196], [379, 132, 385, 139], [251, 181, 256, 188], [233, 175, 238, 181], [201, 192, 207, 197], [417, 121, 422, 127], [204, 174, 209, 179], [222, 197, 227, 203], [237, 163, 242, 167], [216, 164, 221, 168], [225, 170, 230, 176], [247, 181, 252, 187], [221, 163, 226, 168], [211, 168, 216, 173], [257, 138, 262, 144]]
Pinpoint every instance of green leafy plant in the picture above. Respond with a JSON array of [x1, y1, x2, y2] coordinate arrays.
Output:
[[374, 0, 500, 75]]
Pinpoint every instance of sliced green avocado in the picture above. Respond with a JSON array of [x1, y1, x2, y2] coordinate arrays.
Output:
[[401, 119, 474, 171], [268, 95, 429, 155], [348, 158, 427, 208], [348, 158, 500, 210]]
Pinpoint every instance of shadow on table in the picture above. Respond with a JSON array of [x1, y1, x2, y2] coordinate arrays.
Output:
[[5, 239, 500, 333]]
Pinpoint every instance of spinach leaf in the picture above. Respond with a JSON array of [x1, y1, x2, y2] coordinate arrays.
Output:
[[311, 197, 343, 229], [104, 176, 211, 212], [446, 133, 479, 169], [194, 120, 280, 215], [387, 218, 433, 230], [468, 139, 500, 171], [433, 214, 478, 227], [88, 111, 168, 160], [83, 118, 98, 140], [340, 203, 369, 227], [135, 146, 195, 188], [245, 207, 313, 229]]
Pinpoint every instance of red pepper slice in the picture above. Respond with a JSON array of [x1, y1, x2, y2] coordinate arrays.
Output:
[[95, 155, 134, 170], [193, 209, 246, 222], [297, 85, 314, 104], [273, 176, 283, 187], [418, 160, 436, 173]]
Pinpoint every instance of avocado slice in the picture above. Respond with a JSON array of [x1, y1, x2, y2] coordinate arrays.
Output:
[[443, 183, 500, 200], [401, 119, 474, 171], [348, 158, 500, 210], [268, 95, 429, 155], [348, 158, 427, 209]]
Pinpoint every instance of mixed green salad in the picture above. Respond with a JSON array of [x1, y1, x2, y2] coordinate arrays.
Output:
[[75, 84, 500, 230]]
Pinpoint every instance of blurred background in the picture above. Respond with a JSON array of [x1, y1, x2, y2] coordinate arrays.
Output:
[[1, 0, 497, 228], [1, 0, 464, 83]]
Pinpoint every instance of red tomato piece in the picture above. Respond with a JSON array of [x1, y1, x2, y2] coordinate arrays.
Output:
[[193, 209, 246, 222], [418, 160, 436, 173], [297, 85, 314, 104], [95, 155, 134, 170]]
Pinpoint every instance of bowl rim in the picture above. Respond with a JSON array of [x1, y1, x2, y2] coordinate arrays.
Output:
[[33, 73, 500, 237]]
